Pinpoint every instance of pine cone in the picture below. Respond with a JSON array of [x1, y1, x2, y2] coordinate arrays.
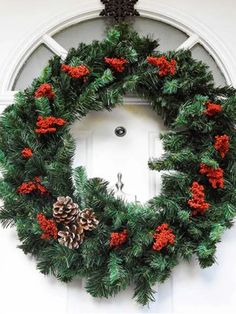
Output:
[[58, 224, 84, 249], [53, 196, 79, 225], [78, 208, 99, 231]]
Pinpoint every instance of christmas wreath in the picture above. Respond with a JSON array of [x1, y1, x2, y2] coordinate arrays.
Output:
[[1, 24, 236, 305]]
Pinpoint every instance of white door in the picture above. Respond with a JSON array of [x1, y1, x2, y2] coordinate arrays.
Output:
[[68, 104, 171, 314], [1, 5, 236, 314], [71, 104, 166, 203]]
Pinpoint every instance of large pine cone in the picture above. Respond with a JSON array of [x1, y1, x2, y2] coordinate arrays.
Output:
[[78, 208, 99, 231], [53, 196, 79, 225], [58, 224, 84, 249]]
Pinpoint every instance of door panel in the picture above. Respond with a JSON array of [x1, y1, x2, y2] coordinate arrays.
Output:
[[70, 104, 166, 203], [172, 228, 236, 314], [69, 104, 173, 313]]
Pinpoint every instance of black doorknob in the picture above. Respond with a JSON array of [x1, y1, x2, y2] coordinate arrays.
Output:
[[115, 126, 127, 137]]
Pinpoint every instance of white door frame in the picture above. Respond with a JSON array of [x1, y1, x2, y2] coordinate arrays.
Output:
[[0, 0, 235, 106]]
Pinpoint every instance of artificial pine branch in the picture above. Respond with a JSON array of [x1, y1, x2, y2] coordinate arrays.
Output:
[[0, 23, 236, 306]]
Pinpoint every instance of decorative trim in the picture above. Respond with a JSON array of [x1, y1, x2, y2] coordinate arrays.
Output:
[[42, 35, 68, 60], [71, 130, 94, 177], [0, 0, 235, 100], [100, 0, 140, 22], [0, 91, 17, 106], [123, 96, 148, 105], [176, 34, 199, 51], [148, 132, 163, 199]]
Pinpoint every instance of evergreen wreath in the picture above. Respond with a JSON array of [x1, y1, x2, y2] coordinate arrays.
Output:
[[1, 24, 236, 305]]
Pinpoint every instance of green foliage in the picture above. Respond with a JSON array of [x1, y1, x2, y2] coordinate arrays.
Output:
[[37, 244, 81, 281], [0, 23, 236, 306], [163, 79, 179, 94], [73, 166, 88, 207], [108, 253, 128, 285], [0, 204, 16, 228]]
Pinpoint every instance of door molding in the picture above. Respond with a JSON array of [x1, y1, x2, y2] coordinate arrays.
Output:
[[0, 0, 235, 105]]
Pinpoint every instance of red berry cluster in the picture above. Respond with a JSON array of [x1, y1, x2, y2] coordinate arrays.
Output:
[[188, 182, 210, 215], [17, 177, 48, 195], [34, 83, 55, 100], [199, 163, 224, 189], [110, 229, 128, 247], [152, 223, 175, 251], [61, 64, 90, 79], [204, 101, 222, 116], [214, 134, 230, 158], [37, 213, 58, 240], [21, 147, 33, 158], [35, 115, 66, 134], [104, 57, 128, 73], [147, 56, 176, 76]]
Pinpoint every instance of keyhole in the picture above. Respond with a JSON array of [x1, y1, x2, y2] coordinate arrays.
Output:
[[115, 126, 127, 137]]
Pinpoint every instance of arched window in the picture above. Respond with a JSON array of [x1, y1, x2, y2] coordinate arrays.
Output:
[[0, 5, 234, 106], [12, 17, 227, 91]]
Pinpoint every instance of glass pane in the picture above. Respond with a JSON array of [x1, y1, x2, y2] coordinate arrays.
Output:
[[13, 44, 55, 91], [133, 17, 188, 51], [53, 18, 107, 48], [53, 17, 188, 51], [191, 44, 226, 86]]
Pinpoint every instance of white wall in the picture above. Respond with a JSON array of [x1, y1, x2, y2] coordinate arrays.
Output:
[[1, 1, 236, 313]]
